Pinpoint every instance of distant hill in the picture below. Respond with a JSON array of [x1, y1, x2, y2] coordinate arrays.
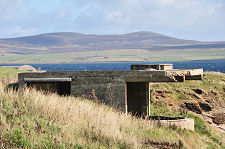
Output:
[[1, 31, 225, 55]]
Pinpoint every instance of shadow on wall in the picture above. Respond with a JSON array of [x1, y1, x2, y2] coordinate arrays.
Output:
[[26, 82, 71, 96]]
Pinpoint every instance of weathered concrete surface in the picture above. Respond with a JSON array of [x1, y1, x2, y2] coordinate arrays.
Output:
[[18, 70, 177, 112], [160, 118, 195, 131], [149, 116, 194, 130], [24, 78, 71, 82], [131, 64, 173, 70], [166, 69, 203, 81], [131, 64, 203, 81]]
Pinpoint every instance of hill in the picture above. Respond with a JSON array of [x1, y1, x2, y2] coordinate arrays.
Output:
[[1, 31, 225, 63], [0, 67, 225, 148]]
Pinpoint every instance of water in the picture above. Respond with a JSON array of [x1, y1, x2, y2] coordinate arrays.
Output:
[[0, 59, 225, 72]]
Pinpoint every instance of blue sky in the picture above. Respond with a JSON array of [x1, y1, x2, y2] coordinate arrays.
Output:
[[0, 0, 225, 41]]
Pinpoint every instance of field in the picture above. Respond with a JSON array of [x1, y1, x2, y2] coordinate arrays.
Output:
[[0, 67, 26, 79], [1, 48, 225, 64], [0, 67, 225, 148]]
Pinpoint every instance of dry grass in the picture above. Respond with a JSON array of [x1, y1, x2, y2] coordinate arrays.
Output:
[[0, 79, 153, 148], [20, 88, 153, 148], [0, 75, 224, 148]]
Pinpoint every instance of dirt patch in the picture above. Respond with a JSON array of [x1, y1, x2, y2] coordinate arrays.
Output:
[[212, 113, 225, 125], [210, 90, 217, 96], [189, 93, 201, 99], [198, 102, 212, 112], [184, 102, 202, 114], [191, 88, 206, 95], [154, 90, 172, 98]]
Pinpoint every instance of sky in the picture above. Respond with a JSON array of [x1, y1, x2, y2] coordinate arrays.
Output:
[[0, 0, 225, 41]]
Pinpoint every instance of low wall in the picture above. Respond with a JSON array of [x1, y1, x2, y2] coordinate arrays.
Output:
[[149, 116, 195, 131]]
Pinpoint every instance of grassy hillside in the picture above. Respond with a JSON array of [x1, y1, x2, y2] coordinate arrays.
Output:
[[1, 31, 225, 64], [151, 72, 225, 108], [0, 31, 201, 55], [0, 68, 225, 148], [150, 72, 225, 136]]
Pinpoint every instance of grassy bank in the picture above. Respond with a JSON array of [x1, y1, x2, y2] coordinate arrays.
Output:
[[0, 68, 225, 148], [151, 72, 225, 112], [0, 67, 25, 79]]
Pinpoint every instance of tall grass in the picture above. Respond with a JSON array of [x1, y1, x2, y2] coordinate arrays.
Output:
[[0, 75, 224, 148], [0, 79, 152, 148]]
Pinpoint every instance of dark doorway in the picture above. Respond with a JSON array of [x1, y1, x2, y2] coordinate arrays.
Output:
[[127, 82, 149, 117], [27, 82, 71, 96]]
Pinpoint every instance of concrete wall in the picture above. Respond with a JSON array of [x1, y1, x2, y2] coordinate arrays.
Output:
[[18, 69, 202, 115], [18, 70, 176, 113], [131, 64, 173, 70]]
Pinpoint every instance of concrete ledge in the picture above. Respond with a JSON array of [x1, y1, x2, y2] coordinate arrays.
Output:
[[149, 116, 195, 131], [166, 69, 203, 81], [24, 78, 72, 82], [160, 118, 194, 131]]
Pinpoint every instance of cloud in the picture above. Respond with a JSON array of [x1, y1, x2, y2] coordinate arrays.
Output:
[[6, 26, 39, 37], [0, 0, 225, 40], [0, 0, 26, 21], [65, 0, 225, 40]]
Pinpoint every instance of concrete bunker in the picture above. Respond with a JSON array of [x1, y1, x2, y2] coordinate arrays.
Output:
[[18, 64, 204, 130], [18, 64, 203, 118]]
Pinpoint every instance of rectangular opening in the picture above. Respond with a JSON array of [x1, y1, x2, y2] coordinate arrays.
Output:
[[174, 75, 185, 82], [26, 82, 71, 96], [152, 65, 157, 69], [126, 82, 149, 117]]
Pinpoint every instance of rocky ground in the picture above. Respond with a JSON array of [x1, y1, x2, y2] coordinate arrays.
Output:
[[152, 73, 225, 133]]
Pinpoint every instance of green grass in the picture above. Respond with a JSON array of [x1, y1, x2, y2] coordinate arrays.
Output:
[[0, 67, 26, 79], [150, 72, 225, 148], [0, 83, 217, 148], [151, 72, 225, 105], [149, 104, 225, 148], [150, 105, 182, 117], [1, 48, 225, 63]]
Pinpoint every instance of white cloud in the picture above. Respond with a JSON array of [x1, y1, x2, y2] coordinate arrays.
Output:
[[0, 0, 225, 40], [107, 11, 123, 22], [66, 0, 225, 40], [7, 26, 38, 37], [0, 0, 26, 21]]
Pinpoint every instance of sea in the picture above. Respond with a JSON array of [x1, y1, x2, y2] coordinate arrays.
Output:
[[0, 59, 225, 73]]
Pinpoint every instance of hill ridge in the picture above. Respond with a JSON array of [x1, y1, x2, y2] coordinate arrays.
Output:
[[1, 31, 223, 55]]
